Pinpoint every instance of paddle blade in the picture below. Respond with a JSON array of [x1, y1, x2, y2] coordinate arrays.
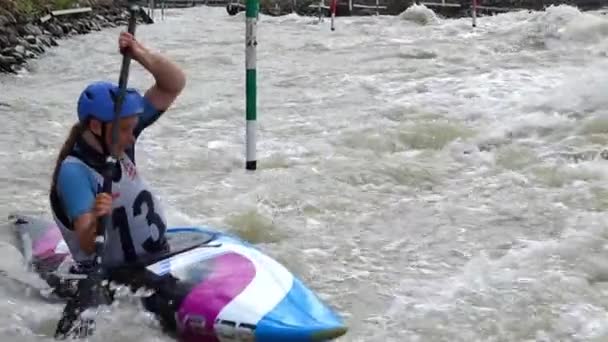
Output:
[[54, 276, 113, 340], [55, 312, 95, 340]]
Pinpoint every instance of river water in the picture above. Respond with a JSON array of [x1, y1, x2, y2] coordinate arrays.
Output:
[[1, 4, 608, 341]]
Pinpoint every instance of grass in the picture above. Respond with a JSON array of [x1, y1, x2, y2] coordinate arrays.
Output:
[[0, 0, 80, 16], [54, 0, 77, 9]]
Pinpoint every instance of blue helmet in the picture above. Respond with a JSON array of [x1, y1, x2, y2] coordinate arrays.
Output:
[[77, 81, 144, 123]]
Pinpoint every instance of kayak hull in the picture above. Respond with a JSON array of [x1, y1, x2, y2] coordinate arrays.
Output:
[[9, 213, 347, 341]]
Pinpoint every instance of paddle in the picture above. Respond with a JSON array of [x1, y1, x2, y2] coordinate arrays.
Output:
[[54, 4, 139, 339]]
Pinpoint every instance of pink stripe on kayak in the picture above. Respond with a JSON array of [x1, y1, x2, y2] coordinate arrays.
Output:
[[177, 252, 256, 342], [32, 225, 63, 259]]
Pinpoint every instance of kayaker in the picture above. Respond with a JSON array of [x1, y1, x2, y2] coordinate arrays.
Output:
[[49, 30, 186, 268]]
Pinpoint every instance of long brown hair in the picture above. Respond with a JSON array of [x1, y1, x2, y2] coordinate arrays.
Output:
[[50, 122, 86, 193]]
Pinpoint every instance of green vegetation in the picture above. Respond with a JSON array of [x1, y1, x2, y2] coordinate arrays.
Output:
[[0, 0, 80, 16]]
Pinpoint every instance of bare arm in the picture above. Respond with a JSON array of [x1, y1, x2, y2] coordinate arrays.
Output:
[[73, 213, 98, 255], [118, 32, 186, 112], [71, 192, 112, 255], [138, 47, 187, 111]]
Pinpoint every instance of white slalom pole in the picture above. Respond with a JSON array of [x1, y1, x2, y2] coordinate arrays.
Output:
[[330, 0, 337, 30]]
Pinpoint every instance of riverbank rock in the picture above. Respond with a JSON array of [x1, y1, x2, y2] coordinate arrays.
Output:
[[0, 0, 152, 73]]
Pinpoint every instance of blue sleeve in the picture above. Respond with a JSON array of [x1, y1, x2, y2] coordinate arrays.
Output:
[[56, 162, 97, 221], [134, 96, 164, 139]]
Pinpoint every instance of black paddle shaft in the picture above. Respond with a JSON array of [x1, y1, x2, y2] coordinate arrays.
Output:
[[96, 5, 139, 270], [54, 5, 140, 340]]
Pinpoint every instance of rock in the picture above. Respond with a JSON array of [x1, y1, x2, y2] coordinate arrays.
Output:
[[4, 26, 20, 46], [0, 55, 17, 64], [14, 45, 25, 56], [88, 19, 99, 31], [37, 35, 50, 47], [75, 20, 90, 34], [0, 55, 17, 72], [0, 2, 156, 74], [24, 50, 36, 59], [0, 61, 16, 73], [24, 23, 43, 36], [38, 34, 58, 47], [25, 35, 37, 45], [227, 3, 243, 15], [0, 13, 16, 26], [13, 13, 30, 25], [46, 23, 64, 37], [16, 38, 32, 51], [30, 40, 45, 54], [9, 48, 25, 64], [59, 22, 73, 35], [0, 35, 9, 49], [0, 15, 10, 27], [38, 35, 56, 48]]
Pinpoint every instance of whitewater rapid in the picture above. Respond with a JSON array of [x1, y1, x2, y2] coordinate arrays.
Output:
[[1, 4, 608, 341]]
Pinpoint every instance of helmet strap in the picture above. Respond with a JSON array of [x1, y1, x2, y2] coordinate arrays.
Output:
[[90, 123, 110, 157]]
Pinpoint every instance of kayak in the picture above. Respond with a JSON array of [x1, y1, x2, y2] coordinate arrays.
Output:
[[8, 212, 347, 341]]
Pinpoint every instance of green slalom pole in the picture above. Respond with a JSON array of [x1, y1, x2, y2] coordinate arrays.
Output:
[[246, 0, 258, 170]]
